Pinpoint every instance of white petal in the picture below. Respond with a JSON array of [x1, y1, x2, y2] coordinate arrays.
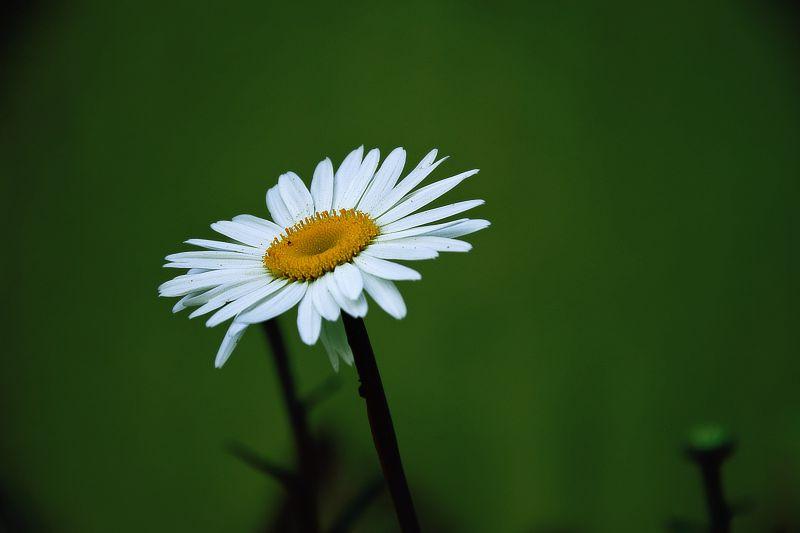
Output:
[[165, 257, 263, 270], [338, 148, 380, 210], [279, 172, 315, 221], [353, 255, 421, 281], [333, 262, 363, 300], [326, 273, 368, 317], [310, 158, 334, 213], [374, 219, 467, 241], [349, 293, 368, 317], [380, 199, 484, 234], [376, 169, 479, 226], [188, 278, 271, 318], [184, 279, 256, 306], [205, 278, 288, 327], [320, 319, 354, 371], [166, 251, 259, 261], [172, 293, 197, 313], [184, 239, 263, 256], [166, 271, 209, 309], [190, 299, 230, 318], [371, 150, 446, 217], [426, 218, 491, 238], [363, 242, 439, 261], [182, 287, 224, 309], [210, 221, 274, 249], [266, 185, 294, 228], [215, 321, 248, 368], [333, 146, 364, 208], [297, 290, 322, 345], [231, 215, 283, 237], [159, 268, 267, 297], [236, 282, 308, 324], [358, 147, 406, 213], [387, 236, 472, 252], [310, 276, 340, 321], [319, 329, 339, 371], [361, 272, 407, 319]]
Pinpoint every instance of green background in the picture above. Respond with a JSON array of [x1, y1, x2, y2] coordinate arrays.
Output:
[[2, 1, 798, 531]]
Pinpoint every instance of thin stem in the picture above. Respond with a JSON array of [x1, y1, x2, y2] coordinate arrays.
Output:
[[328, 476, 384, 533], [261, 319, 320, 533], [227, 441, 295, 488], [696, 456, 731, 533], [686, 437, 734, 533], [341, 314, 420, 533]]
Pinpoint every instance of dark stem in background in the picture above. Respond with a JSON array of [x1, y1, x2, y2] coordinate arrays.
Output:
[[328, 476, 385, 533], [686, 432, 735, 533], [694, 455, 731, 533], [341, 314, 421, 533], [261, 319, 320, 533]]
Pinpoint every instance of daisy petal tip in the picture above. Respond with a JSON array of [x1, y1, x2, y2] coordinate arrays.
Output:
[[300, 330, 322, 346], [388, 304, 407, 320], [214, 354, 228, 369]]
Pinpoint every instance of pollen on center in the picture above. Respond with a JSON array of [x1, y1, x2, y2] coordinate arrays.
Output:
[[263, 209, 380, 281]]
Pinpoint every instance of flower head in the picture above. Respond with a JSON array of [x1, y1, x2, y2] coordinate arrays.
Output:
[[159, 147, 489, 369]]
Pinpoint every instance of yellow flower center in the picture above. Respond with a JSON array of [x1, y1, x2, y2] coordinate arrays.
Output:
[[263, 209, 380, 281]]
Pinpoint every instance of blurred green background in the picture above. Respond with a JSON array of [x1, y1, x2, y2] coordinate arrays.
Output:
[[2, 1, 799, 531]]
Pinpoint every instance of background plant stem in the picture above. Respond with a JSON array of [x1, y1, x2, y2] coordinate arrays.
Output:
[[699, 461, 730, 533], [692, 451, 732, 533], [261, 319, 320, 533], [341, 314, 420, 533]]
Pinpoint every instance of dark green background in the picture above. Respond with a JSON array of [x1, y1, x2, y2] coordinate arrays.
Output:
[[2, 1, 798, 531]]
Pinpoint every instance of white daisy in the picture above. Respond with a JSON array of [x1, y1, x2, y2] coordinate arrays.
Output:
[[159, 147, 489, 370]]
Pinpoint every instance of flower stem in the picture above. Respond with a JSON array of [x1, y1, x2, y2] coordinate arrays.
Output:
[[261, 319, 320, 533], [686, 428, 735, 533], [341, 314, 421, 533], [697, 459, 731, 533]]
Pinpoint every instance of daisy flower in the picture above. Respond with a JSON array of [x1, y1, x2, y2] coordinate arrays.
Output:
[[159, 146, 489, 369]]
